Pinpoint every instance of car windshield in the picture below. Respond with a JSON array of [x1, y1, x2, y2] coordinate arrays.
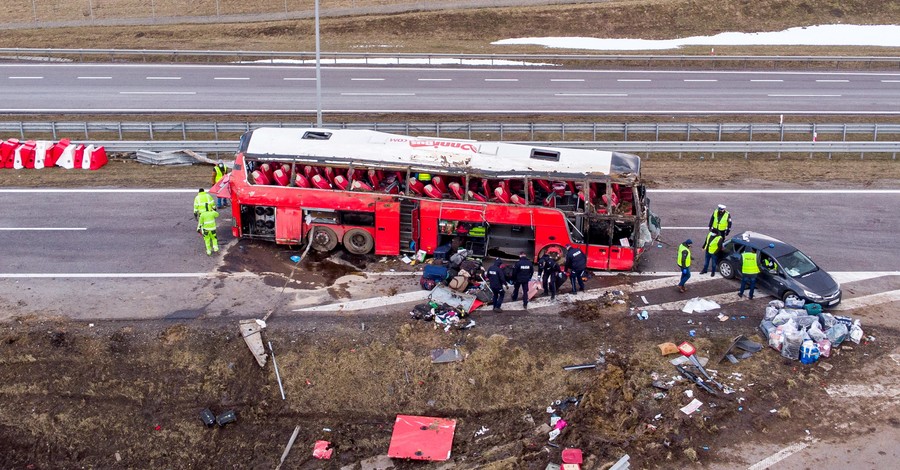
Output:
[[776, 250, 818, 277]]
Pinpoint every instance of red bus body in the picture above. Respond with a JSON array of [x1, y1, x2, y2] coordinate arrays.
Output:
[[225, 128, 657, 271]]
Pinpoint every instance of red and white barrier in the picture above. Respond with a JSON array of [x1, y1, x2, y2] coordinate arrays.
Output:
[[0, 137, 107, 170]]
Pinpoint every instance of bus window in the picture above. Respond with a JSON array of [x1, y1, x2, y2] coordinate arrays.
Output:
[[306, 210, 339, 225], [613, 221, 634, 247], [586, 219, 612, 246], [341, 211, 375, 227]]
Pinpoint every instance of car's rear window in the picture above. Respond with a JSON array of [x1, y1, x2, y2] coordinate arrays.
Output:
[[777, 250, 818, 277]]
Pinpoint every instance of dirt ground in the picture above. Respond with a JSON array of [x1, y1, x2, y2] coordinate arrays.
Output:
[[1, 241, 897, 469]]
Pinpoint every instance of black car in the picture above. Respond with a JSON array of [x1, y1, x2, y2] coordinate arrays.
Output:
[[717, 231, 841, 306]]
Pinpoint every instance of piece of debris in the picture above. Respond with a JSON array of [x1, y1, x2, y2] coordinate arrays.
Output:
[[818, 362, 834, 372], [387, 415, 456, 461], [610, 454, 631, 470], [562, 448, 583, 464], [680, 398, 704, 415], [637, 310, 649, 320], [651, 380, 672, 391], [563, 363, 597, 371], [313, 440, 333, 460], [199, 408, 215, 427], [658, 342, 679, 355], [275, 426, 301, 470], [239, 319, 267, 368], [717, 313, 729, 322], [682, 297, 721, 314], [718, 335, 764, 364], [216, 410, 237, 427], [641, 295, 649, 305], [115, 452, 122, 462], [474, 426, 490, 437], [431, 348, 464, 364], [670, 355, 709, 367], [269, 341, 286, 400], [136, 149, 207, 166]]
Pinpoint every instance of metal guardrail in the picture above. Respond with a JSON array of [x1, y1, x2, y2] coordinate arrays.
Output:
[[3, 121, 898, 142], [1, 48, 899, 66], [82, 140, 899, 158]]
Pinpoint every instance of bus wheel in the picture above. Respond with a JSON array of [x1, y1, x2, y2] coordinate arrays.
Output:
[[310, 227, 339, 252], [538, 244, 566, 261], [343, 228, 374, 255]]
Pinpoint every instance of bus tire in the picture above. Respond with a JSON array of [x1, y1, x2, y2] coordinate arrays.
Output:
[[538, 244, 566, 261], [343, 228, 374, 255], [310, 226, 339, 252]]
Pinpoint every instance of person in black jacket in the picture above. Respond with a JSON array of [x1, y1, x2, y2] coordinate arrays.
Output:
[[486, 258, 506, 312], [511, 252, 535, 308], [551, 265, 567, 300], [565, 244, 587, 293], [538, 251, 557, 294]]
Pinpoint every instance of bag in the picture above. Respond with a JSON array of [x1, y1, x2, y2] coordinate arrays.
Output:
[[419, 277, 437, 291], [785, 297, 805, 309], [423, 264, 449, 282], [804, 303, 822, 316], [781, 322, 803, 361], [807, 321, 826, 342], [764, 306, 779, 321], [448, 276, 468, 292], [460, 259, 480, 274], [527, 280, 543, 300], [474, 286, 493, 303], [826, 323, 849, 346]]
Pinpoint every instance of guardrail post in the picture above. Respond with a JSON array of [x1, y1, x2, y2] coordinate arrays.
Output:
[[749, 124, 753, 141], [149, 122, 154, 140], [19, 121, 24, 139], [593, 123, 597, 141], [655, 123, 659, 141], [181, 122, 187, 140], [624, 123, 628, 142], [780, 125, 784, 141], [118, 122, 123, 140], [561, 123, 566, 140], [84, 122, 89, 140], [717, 123, 722, 141], [842, 124, 847, 141], [51, 122, 57, 140], [873, 124, 878, 141], [686, 125, 691, 141]]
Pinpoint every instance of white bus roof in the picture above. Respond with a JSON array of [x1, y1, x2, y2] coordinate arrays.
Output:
[[240, 128, 640, 180]]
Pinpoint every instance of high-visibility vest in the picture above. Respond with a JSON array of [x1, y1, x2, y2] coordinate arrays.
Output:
[[712, 210, 730, 231], [197, 210, 219, 232], [194, 192, 215, 213], [214, 165, 227, 183], [741, 251, 760, 275], [417, 173, 431, 182], [469, 226, 486, 237], [707, 234, 722, 255], [677, 244, 691, 268]]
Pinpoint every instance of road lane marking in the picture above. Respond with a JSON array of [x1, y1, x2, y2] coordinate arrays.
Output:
[[296, 290, 430, 312], [618, 79, 651, 82], [751, 79, 783, 82], [684, 79, 718, 82], [555, 93, 628, 97], [663, 226, 708, 230], [551, 79, 585, 82], [8, 76, 43, 79], [815, 79, 849, 82], [418, 78, 452, 81], [747, 440, 817, 470], [0, 227, 86, 231], [0, 189, 198, 193], [832, 289, 900, 311], [768, 94, 841, 97], [0, 273, 210, 278], [485, 78, 518, 82], [283, 77, 316, 81], [77, 76, 112, 79], [119, 91, 197, 95], [146, 76, 181, 80], [340, 92, 415, 96], [882, 80, 900, 83], [351, 78, 385, 81], [213, 77, 250, 80], [648, 189, 900, 194]]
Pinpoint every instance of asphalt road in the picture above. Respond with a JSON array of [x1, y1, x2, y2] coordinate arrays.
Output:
[[1, 189, 898, 274], [2, 64, 900, 114]]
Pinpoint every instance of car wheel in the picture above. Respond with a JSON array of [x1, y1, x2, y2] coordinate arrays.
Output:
[[717, 259, 735, 279], [782, 290, 802, 304], [343, 228, 374, 255], [310, 226, 339, 252]]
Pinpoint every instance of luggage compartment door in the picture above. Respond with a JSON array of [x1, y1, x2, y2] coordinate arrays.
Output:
[[275, 207, 303, 244], [374, 202, 400, 255]]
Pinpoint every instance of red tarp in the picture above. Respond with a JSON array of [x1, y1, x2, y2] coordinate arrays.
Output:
[[387, 415, 456, 461], [209, 172, 231, 199]]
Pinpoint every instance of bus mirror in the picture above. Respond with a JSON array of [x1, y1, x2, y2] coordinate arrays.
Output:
[[530, 148, 560, 162]]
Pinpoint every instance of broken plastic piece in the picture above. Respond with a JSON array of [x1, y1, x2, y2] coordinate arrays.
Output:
[[199, 408, 215, 427], [658, 342, 679, 355], [216, 410, 237, 427], [239, 319, 267, 368], [313, 440, 333, 460], [431, 348, 464, 364], [387, 415, 456, 461]]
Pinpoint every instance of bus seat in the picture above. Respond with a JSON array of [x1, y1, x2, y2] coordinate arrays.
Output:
[[527, 184, 536, 203], [448, 182, 465, 200], [304, 165, 319, 180], [273, 168, 290, 186], [383, 181, 400, 194], [295, 174, 311, 188], [498, 180, 510, 191], [423, 184, 443, 199], [468, 190, 487, 202], [579, 189, 595, 202], [543, 194, 556, 207], [481, 179, 492, 197], [311, 174, 332, 189], [260, 163, 275, 180], [408, 178, 426, 195], [368, 169, 382, 188], [510, 194, 527, 205], [252, 170, 271, 186], [352, 180, 374, 191], [535, 179, 552, 192], [324, 167, 337, 185], [431, 176, 447, 194], [552, 182, 567, 196], [333, 175, 350, 190], [346, 168, 357, 181], [567, 181, 577, 194], [494, 187, 511, 203]]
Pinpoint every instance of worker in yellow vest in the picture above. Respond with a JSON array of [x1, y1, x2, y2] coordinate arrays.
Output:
[[676, 239, 692, 293], [212, 160, 230, 209], [738, 248, 761, 299], [197, 209, 220, 256], [699, 229, 723, 277], [193, 188, 215, 220], [708, 204, 732, 236]]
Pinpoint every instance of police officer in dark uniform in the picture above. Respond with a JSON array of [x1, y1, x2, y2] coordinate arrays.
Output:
[[511, 252, 535, 308], [486, 258, 506, 312], [565, 244, 587, 293], [538, 251, 557, 294]]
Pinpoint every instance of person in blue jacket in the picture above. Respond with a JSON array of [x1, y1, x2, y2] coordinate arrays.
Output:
[[486, 258, 507, 312], [565, 244, 587, 293]]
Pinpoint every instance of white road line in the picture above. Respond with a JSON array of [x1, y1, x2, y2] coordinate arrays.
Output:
[[417, 78, 452, 81], [119, 91, 197, 95], [0, 227, 86, 231], [555, 93, 628, 97], [485, 78, 518, 82], [684, 79, 718, 82], [747, 440, 816, 470], [283, 77, 316, 81], [617, 79, 651, 82], [815, 79, 849, 83], [768, 94, 841, 97], [750, 79, 783, 82], [648, 189, 900, 194], [0, 273, 211, 278], [340, 93, 415, 96], [882, 80, 900, 83], [213, 77, 250, 80], [351, 78, 385, 81], [77, 76, 112, 80], [0, 189, 197, 193], [8, 76, 43, 79], [829, 272, 900, 283], [296, 290, 430, 312], [832, 289, 900, 311], [663, 226, 708, 230], [551, 79, 585, 82], [146, 76, 181, 80]]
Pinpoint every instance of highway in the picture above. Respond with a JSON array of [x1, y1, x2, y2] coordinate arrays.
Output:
[[2, 64, 900, 114]]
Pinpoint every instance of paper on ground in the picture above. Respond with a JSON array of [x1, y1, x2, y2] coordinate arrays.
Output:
[[680, 398, 704, 415], [682, 297, 721, 314]]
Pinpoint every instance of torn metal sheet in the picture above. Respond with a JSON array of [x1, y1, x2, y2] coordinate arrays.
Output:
[[718, 335, 764, 364], [387, 415, 456, 461], [239, 319, 268, 368], [428, 285, 480, 313], [431, 348, 464, 364]]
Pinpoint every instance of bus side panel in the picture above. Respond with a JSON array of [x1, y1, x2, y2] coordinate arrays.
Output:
[[275, 207, 303, 244], [586, 245, 610, 270], [418, 216, 439, 253], [609, 246, 635, 271], [374, 202, 400, 255]]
